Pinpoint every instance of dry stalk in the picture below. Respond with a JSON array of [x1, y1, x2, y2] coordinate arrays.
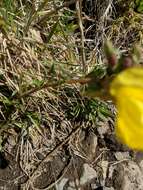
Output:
[[19, 78, 91, 98], [76, 0, 86, 73]]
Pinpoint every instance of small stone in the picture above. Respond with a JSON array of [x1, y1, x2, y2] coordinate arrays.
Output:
[[80, 164, 97, 185]]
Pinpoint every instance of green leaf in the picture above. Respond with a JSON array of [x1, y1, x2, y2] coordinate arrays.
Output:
[[32, 79, 44, 87], [135, 0, 143, 13]]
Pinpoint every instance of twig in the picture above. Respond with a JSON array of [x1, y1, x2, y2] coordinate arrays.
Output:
[[19, 78, 91, 98], [76, 0, 86, 73]]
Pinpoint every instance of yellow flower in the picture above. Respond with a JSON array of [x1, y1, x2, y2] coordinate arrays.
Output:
[[110, 67, 143, 150]]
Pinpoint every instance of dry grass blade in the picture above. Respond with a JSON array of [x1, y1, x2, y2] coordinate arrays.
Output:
[[36, 0, 76, 26], [23, 0, 50, 34]]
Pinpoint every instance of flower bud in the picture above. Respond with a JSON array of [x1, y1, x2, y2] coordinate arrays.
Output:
[[104, 41, 118, 67], [122, 56, 133, 69]]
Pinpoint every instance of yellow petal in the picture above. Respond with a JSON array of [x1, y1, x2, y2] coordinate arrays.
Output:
[[110, 67, 143, 150]]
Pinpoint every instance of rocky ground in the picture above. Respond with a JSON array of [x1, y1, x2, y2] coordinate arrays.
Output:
[[1, 109, 143, 190]]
